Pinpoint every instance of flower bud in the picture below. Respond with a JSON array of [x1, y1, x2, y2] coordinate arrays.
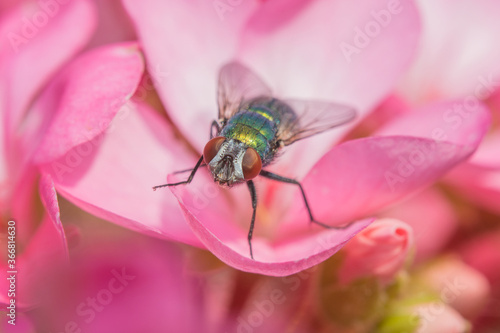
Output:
[[339, 218, 414, 286]]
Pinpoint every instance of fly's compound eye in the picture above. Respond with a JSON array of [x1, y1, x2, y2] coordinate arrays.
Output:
[[203, 137, 226, 164], [242, 148, 262, 180]]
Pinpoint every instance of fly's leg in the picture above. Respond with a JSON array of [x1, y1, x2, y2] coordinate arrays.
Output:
[[246, 180, 257, 260], [152, 156, 204, 190], [210, 120, 221, 139], [259, 170, 351, 229]]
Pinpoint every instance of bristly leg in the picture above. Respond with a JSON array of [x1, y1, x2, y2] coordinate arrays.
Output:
[[259, 170, 352, 229], [152, 155, 204, 190], [246, 180, 257, 260]]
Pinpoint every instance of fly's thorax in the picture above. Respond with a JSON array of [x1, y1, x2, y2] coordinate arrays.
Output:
[[207, 139, 247, 186], [220, 104, 286, 165]]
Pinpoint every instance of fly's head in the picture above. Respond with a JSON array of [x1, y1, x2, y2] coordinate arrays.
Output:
[[203, 137, 262, 187]]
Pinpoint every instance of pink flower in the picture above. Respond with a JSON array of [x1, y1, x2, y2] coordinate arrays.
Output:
[[29, 0, 491, 276], [0, 0, 97, 308]]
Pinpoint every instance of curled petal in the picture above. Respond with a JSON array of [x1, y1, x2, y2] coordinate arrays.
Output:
[[40, 101, 200, 246], [169, 168, 371, 276], [0, 174, 68, 308], [33, 42, 144, 164]]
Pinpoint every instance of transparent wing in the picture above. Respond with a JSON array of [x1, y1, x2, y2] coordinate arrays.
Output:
[[217, 62, 272, 121], [279, 99, 357, 146]]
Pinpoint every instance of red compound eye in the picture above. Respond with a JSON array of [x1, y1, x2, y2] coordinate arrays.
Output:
[[242, 148, 262, 180], [203, 137, 226, 164]]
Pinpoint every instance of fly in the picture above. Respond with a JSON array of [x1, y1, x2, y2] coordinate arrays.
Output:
[[153, 62, 356, 260]]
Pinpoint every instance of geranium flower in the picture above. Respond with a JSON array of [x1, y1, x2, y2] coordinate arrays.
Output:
[[0, 0, 96, 308], [29, 0, 491, 276]]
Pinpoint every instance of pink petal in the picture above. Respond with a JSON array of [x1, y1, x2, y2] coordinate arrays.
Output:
[[38, 233, 204, 332], [400, 0, 500, 103], [0, 175, 68, 308], [0, 0, 96, 208], [468, 131, 500, 168], [238, 0, 421, 176], [375, 99, 497, 212], [445, 163, 500, 214], [376, 99, 491, 147], [460, 231, 500, 288], [167, 160, 371, 275], [85, 0, 137, 49], [39, 101, 201, 246], [0, 0, 97, 137], [32, 42, 144, 164], [169, 177, 371, 276], [241, 0, 420, 108], [444, 119, 500, 213], [355, 94, 412, 133], [281, 134, 485, 234], [122, 0, 260, 151], [0, 111, 8, 210], [0, 312, 35, 333], [0, 0, 16, 12], [7, 164, 39, 244], [165, 158, 371, 276], [38, 174, 68, 260]]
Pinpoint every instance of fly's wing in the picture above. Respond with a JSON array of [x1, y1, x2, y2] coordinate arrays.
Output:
[[217, 62, 272, 121], [279, 99, 356, 146]]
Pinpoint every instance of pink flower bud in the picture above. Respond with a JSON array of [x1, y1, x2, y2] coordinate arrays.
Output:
[[339, 218, 414, 285]]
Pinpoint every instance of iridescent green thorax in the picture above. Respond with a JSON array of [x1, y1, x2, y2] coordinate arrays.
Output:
[[220, 98, 289, 165]]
